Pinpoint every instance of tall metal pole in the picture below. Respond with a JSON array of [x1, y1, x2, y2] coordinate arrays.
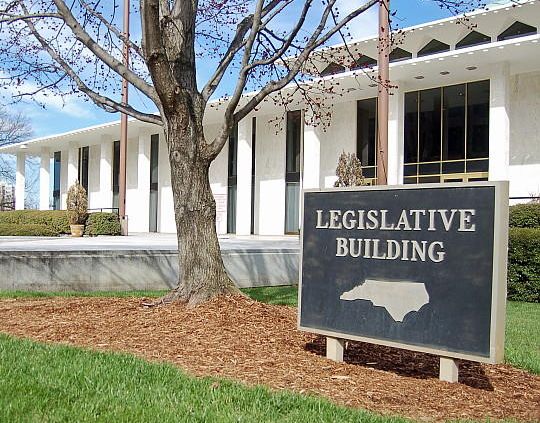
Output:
[[377, 0, 390, 185], [119, 0, 130, 234]]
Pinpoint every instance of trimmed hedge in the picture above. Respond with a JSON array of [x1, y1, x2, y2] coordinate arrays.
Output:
[[85, 212, 121, 236], [0, 210, 71, 234], [508, 228, 540, 302], [509, 203, 540, 229], [0, 210, 120, 236], [0, 223, 60, 237]]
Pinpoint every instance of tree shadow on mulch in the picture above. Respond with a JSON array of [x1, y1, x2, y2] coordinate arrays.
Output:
[[305, 336, 494, 391]]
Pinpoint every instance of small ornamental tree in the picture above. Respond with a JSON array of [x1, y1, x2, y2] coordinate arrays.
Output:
[[66, 181, 88, 225], [334, 152, 366, 188]]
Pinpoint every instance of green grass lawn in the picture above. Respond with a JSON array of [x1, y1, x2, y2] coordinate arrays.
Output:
[[505, 301, 540, 374], [0, 334, 406, 423]]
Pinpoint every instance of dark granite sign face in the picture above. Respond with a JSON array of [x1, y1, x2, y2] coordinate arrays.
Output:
[[299, 183, 508, 363]]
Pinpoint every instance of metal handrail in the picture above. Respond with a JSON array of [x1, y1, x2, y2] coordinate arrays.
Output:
[[87, 208, 120, 214]]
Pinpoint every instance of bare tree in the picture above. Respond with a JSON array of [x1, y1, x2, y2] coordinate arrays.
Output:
[[0, 0, 491, 305], [0, 106, 36, 209], [0, 106, 32, 181]]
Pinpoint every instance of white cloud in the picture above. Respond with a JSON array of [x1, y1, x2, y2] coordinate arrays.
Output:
[[335, 0, 379, 40], [1, 75, 95, 120]]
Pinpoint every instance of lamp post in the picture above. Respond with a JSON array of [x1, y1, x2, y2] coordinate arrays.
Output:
[[377, 0, 390, 186]]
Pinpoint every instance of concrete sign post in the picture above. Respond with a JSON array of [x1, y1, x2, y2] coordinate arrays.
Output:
[[298, 182, 509, 382]]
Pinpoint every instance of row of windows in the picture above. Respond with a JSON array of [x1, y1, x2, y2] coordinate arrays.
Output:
[[355, 80, 490, 184], [321, 20, 537, 76], [225, 79, 490, 231]]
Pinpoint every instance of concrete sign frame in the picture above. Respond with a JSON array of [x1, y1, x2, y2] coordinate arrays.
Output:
[[298, 182, 509, 364]]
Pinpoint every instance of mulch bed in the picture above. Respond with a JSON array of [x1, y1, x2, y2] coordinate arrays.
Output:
[[0, 296, 538, 422]]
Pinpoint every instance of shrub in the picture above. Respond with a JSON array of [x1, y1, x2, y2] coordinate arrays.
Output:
[[66, 182, 88, 225], [0, 210, 70, 234], [509, 203, 540, 228], [85, 212, 121, 236], [334, 152, 367, 187], [0, 223, 60, 237], [507, 228, 540, 302]]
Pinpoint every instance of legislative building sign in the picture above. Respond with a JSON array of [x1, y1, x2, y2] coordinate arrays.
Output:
[[298, 182, 509, 363]]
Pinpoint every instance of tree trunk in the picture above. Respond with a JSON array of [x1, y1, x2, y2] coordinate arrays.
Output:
[[153, 112, 240, 307]]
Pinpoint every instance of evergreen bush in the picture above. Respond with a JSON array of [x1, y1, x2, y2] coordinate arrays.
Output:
[[0, 223, 60, 237], [334, 152, 367, 187], [0, 210, 70, 234], [66, 182, 88, 225], [507, 228, 540, 302], [509, 203, 540, 229], [85, 212, 121, 236]]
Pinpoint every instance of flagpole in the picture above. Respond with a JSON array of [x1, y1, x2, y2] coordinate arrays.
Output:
[[119, 0, 130, 235], [377, 0, 390, 186]]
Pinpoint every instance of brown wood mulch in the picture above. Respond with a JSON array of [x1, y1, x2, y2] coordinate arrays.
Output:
[[0, 296, 538, 422]]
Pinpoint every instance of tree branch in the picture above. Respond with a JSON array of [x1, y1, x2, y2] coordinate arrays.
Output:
[[52, 0, 159, 105], [21, 7, 162, 126]]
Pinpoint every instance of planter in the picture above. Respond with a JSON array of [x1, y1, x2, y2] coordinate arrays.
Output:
[[70, 224, 85, 237]]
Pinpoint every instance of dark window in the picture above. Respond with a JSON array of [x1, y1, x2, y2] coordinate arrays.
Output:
[[149, 134, 159, 233], [456, 31, 491, 49], [53, 151, 61, 210], [497, 21, 537, 41], [356, 98, 377, 179], [286, 112, 302, 174], [404, 80, 490, 182], [418, 88, 442, 162], [78, 146, 89, 193], [442, 84, 466, 161], [418, 39, 450, 57], [404, 92, 419, 164], [352, 55, 377, 69], [251, 117, 256, 235], [389, 47, 412, 62], [320, 62, 346, 76], [112, 140, 120, 209], [285, 111, 302, 234], [227, 123, 238, 234], [467, 80, 490, 159]]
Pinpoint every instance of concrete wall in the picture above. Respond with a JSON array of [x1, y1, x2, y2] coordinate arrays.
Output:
[[319, 100, 358, 188], [88, 144, 101, 208], [158, 134, 175, 233], [509, 70, 540, 199], [255, 114, 286, 235], [0, 249, 299, 291], [207, 123, 228, 235]]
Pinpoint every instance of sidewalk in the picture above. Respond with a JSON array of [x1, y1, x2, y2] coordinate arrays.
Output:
[[0, 233, 300, 252]]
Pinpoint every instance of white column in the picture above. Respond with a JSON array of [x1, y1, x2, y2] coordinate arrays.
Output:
[[15, 152, 25, 210], [489, 63, 510, 181], [67, 146, 79, 188], [39, 148, 51, 210], [99, 137, 113, 208], [388, 82, 404, 185], [235, 118, 252, 236], [303, 118, 321, 189], [134, 132, 151, 232]]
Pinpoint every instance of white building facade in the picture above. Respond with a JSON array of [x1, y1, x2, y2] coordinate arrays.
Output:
[[2, 2, 540, 235]]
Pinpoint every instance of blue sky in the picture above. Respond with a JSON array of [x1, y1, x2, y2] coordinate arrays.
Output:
[[3, 1, 484, 139]]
